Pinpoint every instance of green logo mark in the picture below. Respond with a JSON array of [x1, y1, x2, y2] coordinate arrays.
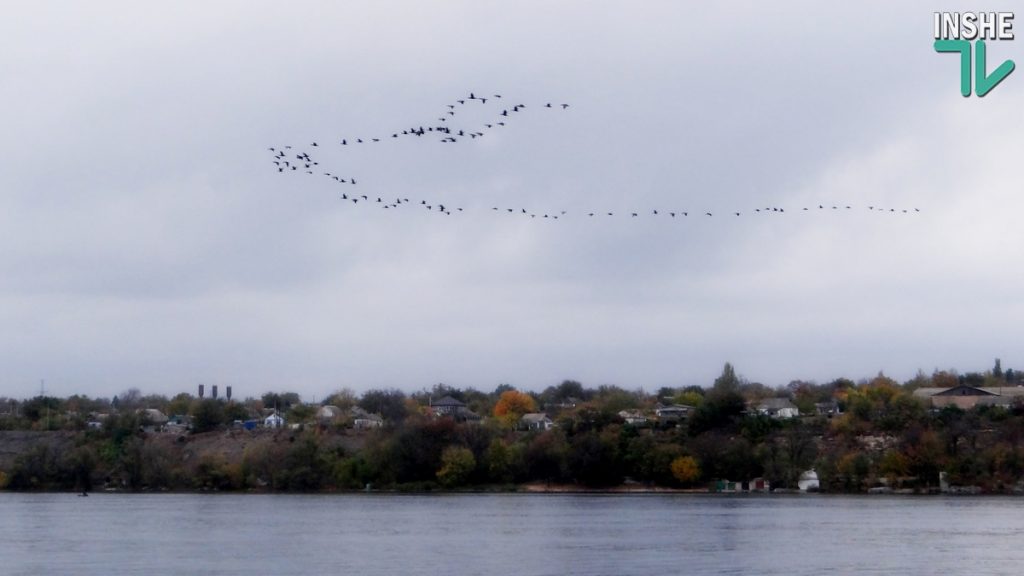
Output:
[[935, 39, 1015, 96]]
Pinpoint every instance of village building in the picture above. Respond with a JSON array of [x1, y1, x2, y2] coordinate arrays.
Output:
[[617, 409, 648, 426], [520, 413, 554, 431], [429, 396, 481, 422], [654, 404, 693, 426], [353, 411, 384, 430], [754, 398, 800, 419], [317, 405, 345, 425], [912, 385, 1024, 410], [264, 412, 285, 428], [138, 408, 169, 432]]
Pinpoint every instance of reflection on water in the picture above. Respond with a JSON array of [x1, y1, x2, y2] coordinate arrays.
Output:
[[2, 493, 1024, 576]]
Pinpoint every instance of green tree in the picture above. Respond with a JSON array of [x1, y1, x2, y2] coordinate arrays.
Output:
[[713, 362, 741, 395], [274, 436, 332, 491], [567, 430, 622, 487], [323, 388, 358, 410], [437, 446, 476, 488], [359, 389, 409, 424], [688, 365, 747, 436], [261, 391, 301, 412], [524, 430, 568, 483], [191, 399, 225, 434], [167, 393, 193, 417], [287, 403, 316, 425], [65, 445, 97, 492]]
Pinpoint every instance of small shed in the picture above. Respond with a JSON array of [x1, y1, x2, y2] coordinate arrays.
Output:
[[264, 413, 285, 428]]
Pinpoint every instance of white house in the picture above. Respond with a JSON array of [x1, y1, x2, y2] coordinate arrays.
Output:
[[264, 412, 285, 428], [755, 398, 800, 419], [353, 413, 384, 429], [618, 409, 648, 426], [520, 413, 554, 431]]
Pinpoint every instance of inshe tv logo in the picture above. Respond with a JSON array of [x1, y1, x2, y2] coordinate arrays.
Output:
[[934, 12, 1015, 96]]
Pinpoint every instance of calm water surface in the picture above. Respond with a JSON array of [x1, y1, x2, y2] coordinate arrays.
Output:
[[1, 493, 1023, 575]]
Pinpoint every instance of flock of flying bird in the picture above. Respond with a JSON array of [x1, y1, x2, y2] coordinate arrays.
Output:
[[268, 92, 922, 220]]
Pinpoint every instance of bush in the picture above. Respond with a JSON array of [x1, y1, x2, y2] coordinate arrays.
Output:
[[437, 446, 476, 488]]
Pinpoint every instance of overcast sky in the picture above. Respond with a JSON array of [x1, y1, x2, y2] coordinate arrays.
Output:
[[3, 1, 1022, 400]]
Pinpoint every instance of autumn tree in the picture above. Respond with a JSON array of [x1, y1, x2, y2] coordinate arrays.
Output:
[[493, 390, 537, 426], [670, 456, 701, 485], [673, 386, 705, 408]]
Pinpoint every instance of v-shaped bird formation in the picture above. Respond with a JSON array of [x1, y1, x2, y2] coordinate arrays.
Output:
[[268, 92, 921, 219]]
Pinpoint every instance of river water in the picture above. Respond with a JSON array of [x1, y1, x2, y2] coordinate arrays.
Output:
[[1, 492, 1022, 575]]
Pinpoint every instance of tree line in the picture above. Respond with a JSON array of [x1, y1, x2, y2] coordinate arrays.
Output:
[[2, 359, 1023, 493]]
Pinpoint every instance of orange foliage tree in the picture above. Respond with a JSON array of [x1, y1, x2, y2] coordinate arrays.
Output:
[[493, 390, 538, 426], [670, 456, 701, 485]]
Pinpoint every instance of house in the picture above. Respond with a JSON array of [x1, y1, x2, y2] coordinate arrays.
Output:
[[654, 404, 693, 426], [755, 398, 800, 419], [264, 412, 285, 428], [912, 385, 1024, 409], [317, 405, 345, 425], [429, 396, 481, 422], [353, 412, 384, 430], [430, 395, 466, 416], [618, 409, 648, 426], [815, 400, 841, 417], [520, 413, 554, 431]]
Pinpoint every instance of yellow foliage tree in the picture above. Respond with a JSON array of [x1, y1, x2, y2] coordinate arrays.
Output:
[[493, 390, 537, 426], [670, 456, 700, 485]]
